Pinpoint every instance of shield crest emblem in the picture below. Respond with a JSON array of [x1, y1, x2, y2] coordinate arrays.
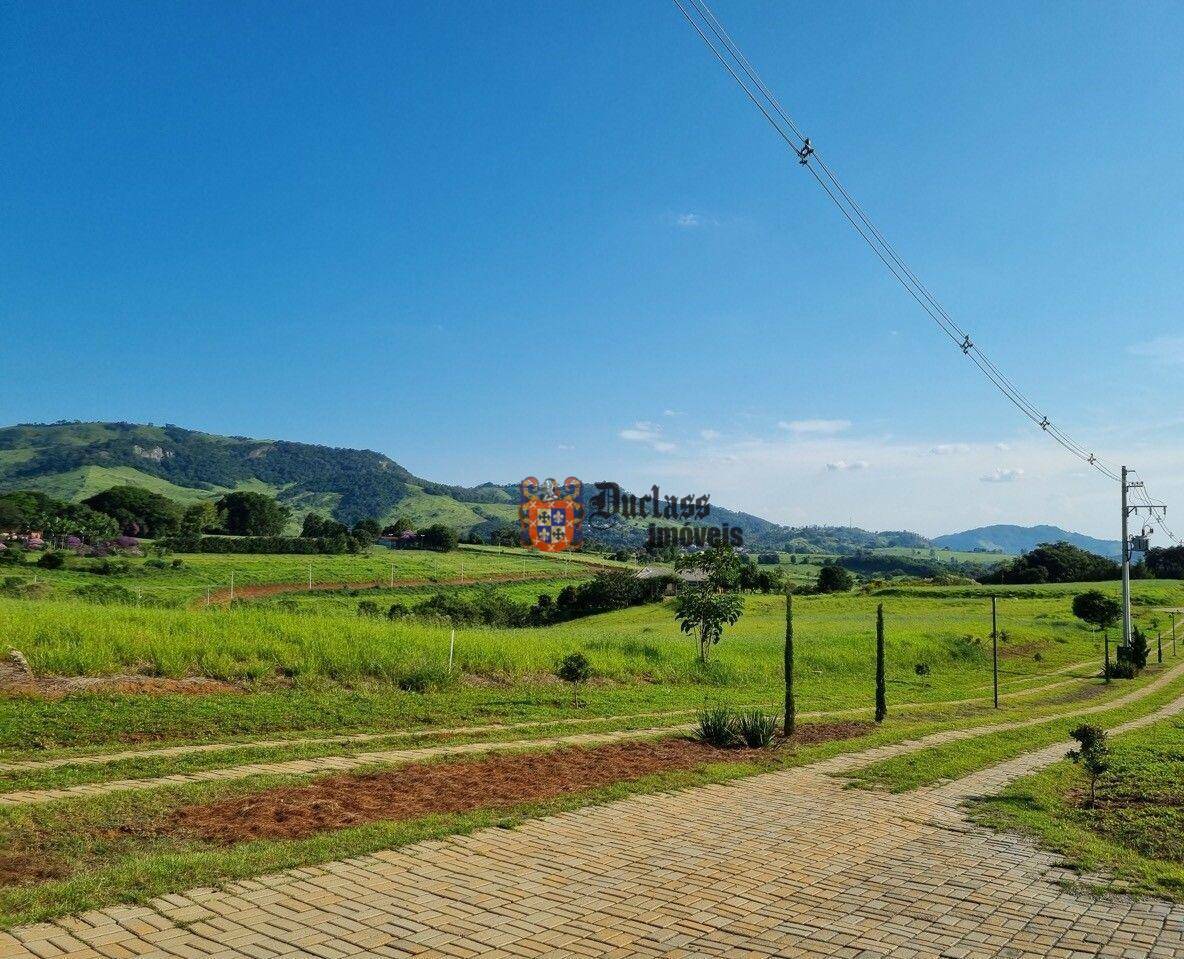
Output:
[[519, 476, 583, 553]]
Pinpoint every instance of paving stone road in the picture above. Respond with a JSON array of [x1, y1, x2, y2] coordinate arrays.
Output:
[[3, 665, 1183, 959]]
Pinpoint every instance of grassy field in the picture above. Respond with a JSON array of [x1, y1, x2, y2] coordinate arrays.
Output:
[[0, 544, 614, 606], [972, 712, 1184, 900], [3, 579, 1176, 754]]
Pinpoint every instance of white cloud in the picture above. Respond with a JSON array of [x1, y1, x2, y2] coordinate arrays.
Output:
[[620, 421, 661, 442], [981, 468, 1025, 483], [663, 409, 681, 417], [619, 421, 674, 453], [557, 444, 574, 451], [700, 429, 721, 441], [1128, 335, 1184, 365], [778, 419, 852, 435], [826, 460, 870, 472], [995, 442, 1011, 451], [929, 443, 971, 456], [676, 213, 702, 228]]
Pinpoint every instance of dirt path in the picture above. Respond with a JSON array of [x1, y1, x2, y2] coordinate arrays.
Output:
[[0, 660, 1098, 776], [4, 663, 1183, 958]]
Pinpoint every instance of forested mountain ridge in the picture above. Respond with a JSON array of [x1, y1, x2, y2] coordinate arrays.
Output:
[[0, 422, 1111, 558], [0, 422, 512, 532]]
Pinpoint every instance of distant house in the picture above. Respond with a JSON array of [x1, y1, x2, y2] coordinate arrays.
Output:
[[377, 531, 419, 549], [635, 565, 707, 584], [0, 530, 44, 549]]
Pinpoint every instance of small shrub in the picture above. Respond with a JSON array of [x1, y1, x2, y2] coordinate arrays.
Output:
[[36, 551, 65, 570], [144, 558, 167, 570], [1105, 660, 1136, 680], [387, 602, 409, 619], [555, 652, 592, 685], [171, 558, 185, 569], [914, 663, 931, 676], [74, 583, 136, 605], [1068, 724, 1110, 807], [556, 652, 592, 706], [735, 709, 778, 748], [697, 705, 736, 747], [357, 600, 380, 617]]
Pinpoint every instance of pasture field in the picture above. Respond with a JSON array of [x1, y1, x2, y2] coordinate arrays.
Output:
[[0, 544, 612, 606], [3, 579, 1178, 754]]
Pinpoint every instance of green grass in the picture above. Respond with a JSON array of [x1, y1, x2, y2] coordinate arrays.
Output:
[[0, 544, 606, 606], [0, 581, 1162, 754], [844, 663, 1184, 791], [972, 713, 1184, 900]]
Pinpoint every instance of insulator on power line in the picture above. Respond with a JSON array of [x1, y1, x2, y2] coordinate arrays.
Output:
[[1039, 417, 1050, 430], [796, 138, 814, 165], [1088, 454, 1096, 464], [959, 334, 973, 354]]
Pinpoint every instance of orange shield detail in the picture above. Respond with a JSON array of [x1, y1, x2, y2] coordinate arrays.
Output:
[[526, 499, 575, 552]]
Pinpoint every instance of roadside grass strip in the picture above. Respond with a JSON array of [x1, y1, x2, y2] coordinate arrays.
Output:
[[842, 660, 1184, 791], [970, 712, 1184, 902]]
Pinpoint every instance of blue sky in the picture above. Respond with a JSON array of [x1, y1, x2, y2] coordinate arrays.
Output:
[[3, 1, 1183, 537]]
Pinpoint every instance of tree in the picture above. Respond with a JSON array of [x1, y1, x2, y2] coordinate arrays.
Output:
[[555, 652, 592, 706], [489, 523, 520, 547], [817, 563, 854, 594], [673, 544, 744, 663], [83, 486, 184, 537], [352, 518, 381, 539], [784, 590, 795, 737], [1146, 546, 1184, 580], [216, 491, 290, 537], [1067, 724, 1110, 807], [384, 516, 414, 536], [180, 501, 217, 536], [418, 523, 458, 552], [302, 512, 326, 537], [979, 541, 1120, 585], [875, 603, 887, 723], [1072, 590, 1121, 633]]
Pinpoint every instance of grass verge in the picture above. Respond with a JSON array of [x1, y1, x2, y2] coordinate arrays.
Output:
[[844, 664, 1184, 792], [970, 714, 1184, 901]]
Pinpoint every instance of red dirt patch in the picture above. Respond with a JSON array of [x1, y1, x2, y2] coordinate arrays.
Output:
[[0, 852, 67, 886], [172, 738, 733, 844], [170, 721, 875, 846], [789, 720, 875, 744], [0, 675, 237, 700]]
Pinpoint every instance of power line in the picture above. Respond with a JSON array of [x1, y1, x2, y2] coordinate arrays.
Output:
[[673, 0, 1123, 484]]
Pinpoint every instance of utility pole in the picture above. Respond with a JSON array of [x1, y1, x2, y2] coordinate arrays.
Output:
[[1121, 466, 1133, 649], [1120, 466, 1162, 650], [991, 595, 999, 708]]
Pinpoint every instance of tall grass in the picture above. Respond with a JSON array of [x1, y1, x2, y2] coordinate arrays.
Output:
[[0, 586, 1129, 706]]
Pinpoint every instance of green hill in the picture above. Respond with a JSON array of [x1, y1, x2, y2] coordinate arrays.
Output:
[[0, 422, 518, 536]]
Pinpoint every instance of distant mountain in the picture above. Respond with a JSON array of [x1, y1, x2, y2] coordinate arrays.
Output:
[[0, 421, 519, 536], [1, 422, 1099, 560], [933, 524, 1121, 558]]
